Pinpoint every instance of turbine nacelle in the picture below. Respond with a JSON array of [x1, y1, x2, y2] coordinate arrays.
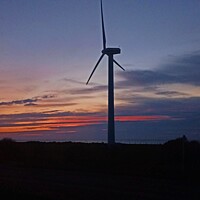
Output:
[[102, 48, 121, 55]]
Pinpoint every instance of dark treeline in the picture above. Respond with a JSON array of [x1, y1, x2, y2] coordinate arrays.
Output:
[[0, 136, 200, 180]]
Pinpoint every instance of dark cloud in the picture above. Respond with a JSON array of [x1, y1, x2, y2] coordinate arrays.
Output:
[[40, 94, 55, 99], [0, 94, 55, 107], [70, 85, 107, 95], [116, 96, 200, 118], [35, 103, 77, 107], [155, 90, 187, 97], [117, 70, 177, 86], [0, 98, 37, 106], [24, 103, 37, 106], [164, 50, 200, 74], [0, 110, 103, 123], [34, 94, 56, 100], [42, 110, 61, 114], [62, 78, 85, 85], [117, 51, 200, 86]]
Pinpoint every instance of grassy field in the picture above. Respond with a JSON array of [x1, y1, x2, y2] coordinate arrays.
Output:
[[0, 138, 199, 199]]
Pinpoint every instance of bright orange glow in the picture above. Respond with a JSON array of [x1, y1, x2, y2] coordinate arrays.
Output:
[[0, 115, 171, 134], [115, 115, 171, 122]]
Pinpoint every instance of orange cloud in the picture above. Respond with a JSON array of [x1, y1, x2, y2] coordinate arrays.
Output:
[[115, 115, 171, 122], [0, 115, 171, 134]]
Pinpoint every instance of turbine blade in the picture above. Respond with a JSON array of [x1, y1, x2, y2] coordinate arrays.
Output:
[[113, 59, 125, 71], [86, 54, 105, 85], [101, 0, 106, 50]]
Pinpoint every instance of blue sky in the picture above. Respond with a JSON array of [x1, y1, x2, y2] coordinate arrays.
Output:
[[0, 0, 200, 142]]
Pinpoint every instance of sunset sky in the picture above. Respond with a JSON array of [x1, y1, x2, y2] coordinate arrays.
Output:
[[0, 0, 200, 142]]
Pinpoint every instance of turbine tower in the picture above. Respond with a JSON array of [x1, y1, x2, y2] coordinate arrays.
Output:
[[86, 0, 125, 144]]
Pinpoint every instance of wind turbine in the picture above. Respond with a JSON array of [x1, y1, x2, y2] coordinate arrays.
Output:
[[86, 0, 125, 144]]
